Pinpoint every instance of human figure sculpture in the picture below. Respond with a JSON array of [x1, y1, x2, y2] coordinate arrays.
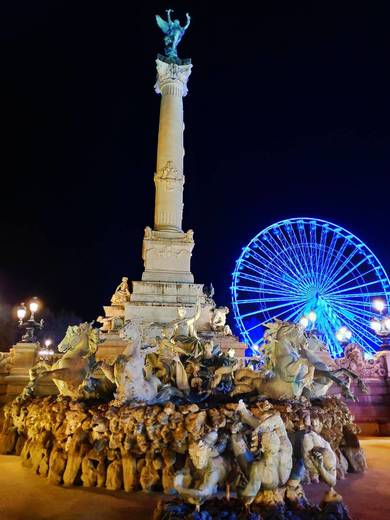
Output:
[[174, 431, 230, 506], [100, 320, 161, 405], [232, 400, 293, 506], [155, 9, 191, 60], [177, 302, 202, 339], [210, 306, 230, 333], [110, 277, 130, 305], [96, 316, 112, 333], [302, 431, 337, 488]]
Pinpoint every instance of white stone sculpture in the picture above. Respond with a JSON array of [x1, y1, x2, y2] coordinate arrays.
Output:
[[232, 320, 366, 401], [100, 320, 161, 405], [177, 302, 202, 339], [232, 400, 293, 506], [210, 306, 230, 333], [174, 430, 230, 507], [34, 323, 113, 399], [302, 430, 337, 488]]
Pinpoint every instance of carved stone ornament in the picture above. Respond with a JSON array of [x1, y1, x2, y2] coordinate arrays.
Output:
[[154, 161, 183, 191], [154, 59, 193, 96], [145, 245, 192, 259]]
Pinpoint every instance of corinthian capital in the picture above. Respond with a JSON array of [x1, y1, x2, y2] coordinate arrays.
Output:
[[154, 59, 193, 96]]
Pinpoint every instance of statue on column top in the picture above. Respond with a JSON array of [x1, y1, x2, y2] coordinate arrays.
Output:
[[156, 9, 191, 60]]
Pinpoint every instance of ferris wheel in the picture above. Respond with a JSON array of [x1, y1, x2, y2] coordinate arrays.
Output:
[[231, 218, 390, 357]]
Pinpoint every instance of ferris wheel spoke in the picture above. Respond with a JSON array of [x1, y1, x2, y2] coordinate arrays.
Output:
[[326, 297, 378, 322], [236, 271, 301, 296], [324, 266, 378, 296], [317, 231, 341, 288], [297, 224, 317, 286], [316, 225, 332, 286], [242, 302, 306, 333], [329, 301, 376, 338], [326, 278, 385, 297], [258, 236, 308, 285], [282, 304, 307, 323], [286, 225, 316, 286], [326, 290, 386, 300], [260, 302, 306, 327], [247, 248, 306, 292], [320, 234, 357, 290], [234, 285, 305, 297], [241, 259, 305, 295], [321, 244, 363, 292], [265, 231, 312, 284], [236, 295, 308, 305], [322, 255, 368, 294], [239, 299, 308, 320]]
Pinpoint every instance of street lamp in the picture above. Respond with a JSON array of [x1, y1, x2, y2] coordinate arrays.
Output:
[[299, 310, 317, 331], [336, 326, 352, 345], [17, 298, 44, 343], [38, 338, 55, 361], [370, 298, 390, 350]]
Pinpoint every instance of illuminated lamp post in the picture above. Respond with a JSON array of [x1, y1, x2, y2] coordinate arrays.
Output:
[[17, 298, 44, 343], [370, 298, 390, 350], [299, 310, 317, 331], [336, 326, 352, 346], [38, 339, 55, 362]]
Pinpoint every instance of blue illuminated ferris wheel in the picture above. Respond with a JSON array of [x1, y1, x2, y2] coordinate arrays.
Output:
[[231, 218, 390, 357]]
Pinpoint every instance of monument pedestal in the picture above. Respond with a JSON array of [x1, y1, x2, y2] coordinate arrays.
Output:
[[125, 280, 204, 324], [5, 342, 38, 399], [142, 228, 194, 283]]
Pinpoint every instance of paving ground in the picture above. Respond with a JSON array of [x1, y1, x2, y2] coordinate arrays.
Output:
[[0, 438, 389, 520]]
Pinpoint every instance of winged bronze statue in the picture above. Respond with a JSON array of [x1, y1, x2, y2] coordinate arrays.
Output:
[[156, 9, 191, 60]]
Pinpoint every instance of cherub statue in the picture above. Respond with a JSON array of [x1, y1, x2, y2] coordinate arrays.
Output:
[[174, 431, 230, 507], [155, 9, 191, 60], [111, 277, 130, 305], [96, 316, 112, 333]]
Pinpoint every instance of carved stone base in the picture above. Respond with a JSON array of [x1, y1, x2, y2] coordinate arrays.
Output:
[[142, 229, 195, 283], [125, 280, 204, 325]]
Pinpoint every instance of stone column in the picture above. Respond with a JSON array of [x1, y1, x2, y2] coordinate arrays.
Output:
[[154, 58, 192, 232]]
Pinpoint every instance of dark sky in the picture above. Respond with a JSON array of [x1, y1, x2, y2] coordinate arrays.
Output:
[[1, 1, 390, 321]]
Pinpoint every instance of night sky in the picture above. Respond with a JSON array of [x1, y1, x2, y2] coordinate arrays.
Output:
[[1, 2, 390, 323]]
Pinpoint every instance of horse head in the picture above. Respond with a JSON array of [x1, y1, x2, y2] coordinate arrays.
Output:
[[57, 322, 99, 355]]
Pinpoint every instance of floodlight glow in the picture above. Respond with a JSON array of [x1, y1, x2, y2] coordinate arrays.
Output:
[[308, 311, 317, 322], [29, 300, 39, 314], [45, 339, 52, 348], [373, 298, 386, 313], [17, 305, 26, 321], [370, 320, 381, 333], [299, 317, 309, 329]]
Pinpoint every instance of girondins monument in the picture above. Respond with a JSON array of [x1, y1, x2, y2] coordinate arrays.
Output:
[[98, 10, 246, 358]]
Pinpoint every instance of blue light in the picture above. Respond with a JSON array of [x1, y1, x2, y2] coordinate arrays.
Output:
[[231, 217, 390, 357]]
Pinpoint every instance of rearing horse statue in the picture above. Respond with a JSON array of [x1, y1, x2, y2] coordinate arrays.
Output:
[[232, 320, 366, 401], [36, 323, 114, 400]]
